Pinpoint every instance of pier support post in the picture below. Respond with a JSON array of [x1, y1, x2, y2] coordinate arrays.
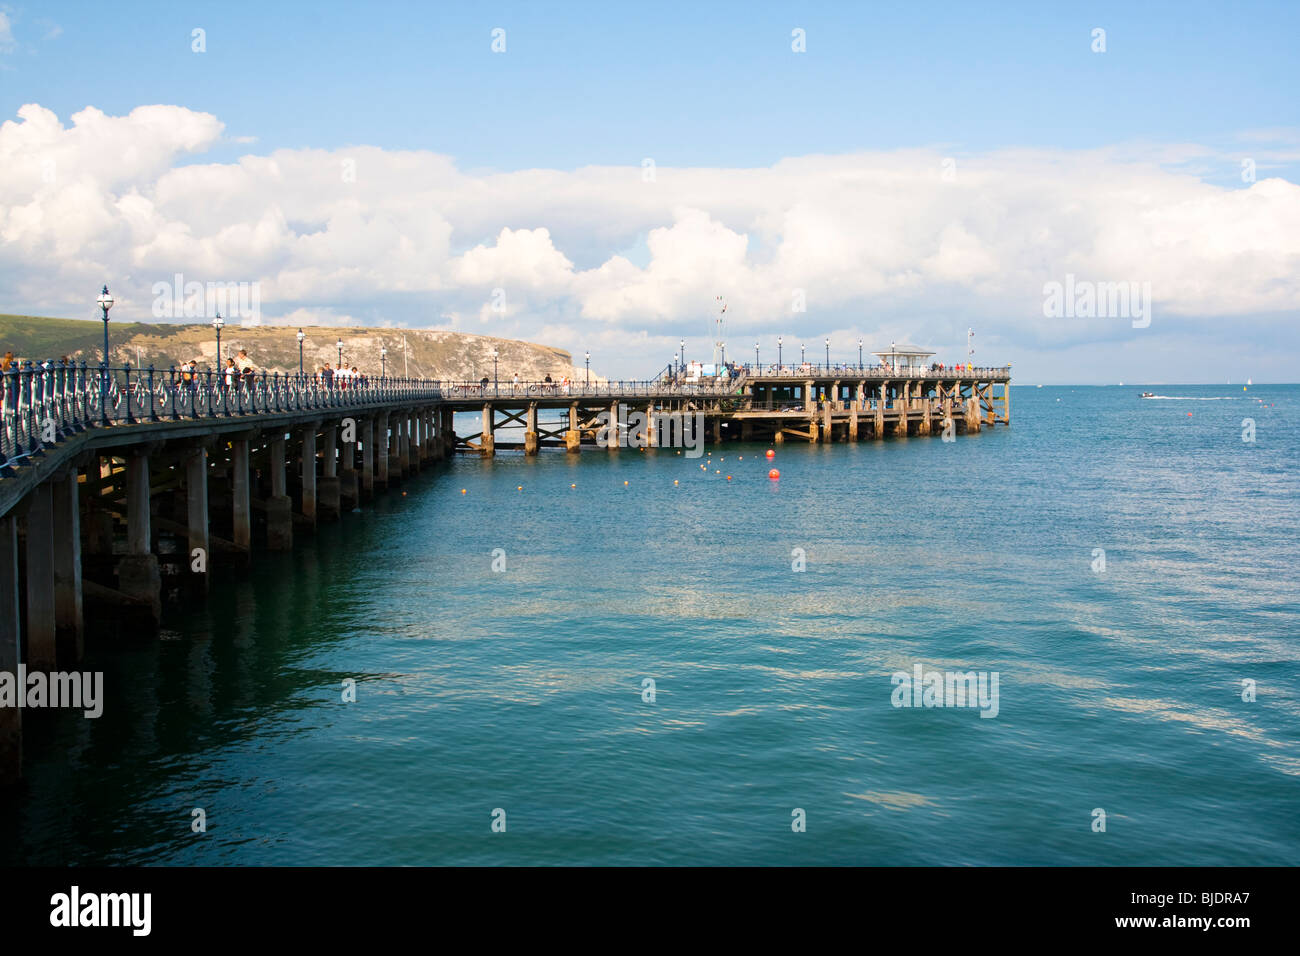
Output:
[[565, 403, 581, 453], [362, 418, 376, 498], [441, 407, 455, 457], [894, 382, 910, 437], [378, 415, 391, 487], [339, 424, 358, 509], [268, 436, 293, 550], [525, 403, 539, 456], [876, 384, 886, 439], [822, 392, 833, 442], [52, 470, 84, 662], [185, 450, 209, 592], [966, 393, 982, 432], [408, 415, 421, 472], [231, 439, 252, 553], [0, 516, 20, 783], [919, 386, 932, 435], [850, 382, 861, 441], [24, 484, 57, 669], [480, 404, 495, 458], [119, 452, 161, 628], [608, 402, 622, 451], [398, 416, 411, 474], [301, 428, 318, 522], [319, 425, 340, 520]]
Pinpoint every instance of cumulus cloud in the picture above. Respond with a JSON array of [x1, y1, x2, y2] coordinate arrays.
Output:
[[0, 102, 1297, 380]]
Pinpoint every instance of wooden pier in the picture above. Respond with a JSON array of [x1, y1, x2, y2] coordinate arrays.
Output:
[[445, 365, 1010, 454], [0, 360, 1008, 783]]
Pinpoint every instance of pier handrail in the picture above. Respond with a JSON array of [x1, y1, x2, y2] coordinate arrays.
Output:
[[0, 361, 444, 477]]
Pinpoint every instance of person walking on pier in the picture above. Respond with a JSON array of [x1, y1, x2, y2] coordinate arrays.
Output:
[[322, 363, 334, 388]]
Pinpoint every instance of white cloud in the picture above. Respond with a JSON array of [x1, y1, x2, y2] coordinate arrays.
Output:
[[0, 102, 1298, 381], [0, 13, 15, 53]]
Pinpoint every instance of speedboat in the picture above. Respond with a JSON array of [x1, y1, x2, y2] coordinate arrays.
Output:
[[1140, 391, 1155, 398]]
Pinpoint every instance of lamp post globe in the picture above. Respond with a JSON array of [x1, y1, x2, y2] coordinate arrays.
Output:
[[97, 285, 114, 424]]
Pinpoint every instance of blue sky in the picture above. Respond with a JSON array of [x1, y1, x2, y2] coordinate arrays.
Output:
[[1, 1, 1297, 381], [7, 1, 1296, 173]]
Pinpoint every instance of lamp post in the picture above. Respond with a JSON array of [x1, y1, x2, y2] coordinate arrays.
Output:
[[213, 312, 224, 365], [492, 348, 499, 393], [297, 328, 305, 377], [97, 285, 113, 425], [585, 351, 590, 386], [754, 341, 759, 370], [825, 338, 830, 369], [679, 339, 685, 370], [778, 336, 783, 368], [858, 338, 863, 370], [967, 327, 974, 369], [381, 345, 387, 380], [891, 340, 896, 372], [800, 343, 805, 366], [336, 338, 344, 368]]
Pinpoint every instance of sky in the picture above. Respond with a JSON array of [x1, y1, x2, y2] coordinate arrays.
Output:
[[0, 0, 1297, 382]]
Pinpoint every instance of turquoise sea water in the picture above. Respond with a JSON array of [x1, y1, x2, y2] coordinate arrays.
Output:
[[3, 385, 1298, 866]]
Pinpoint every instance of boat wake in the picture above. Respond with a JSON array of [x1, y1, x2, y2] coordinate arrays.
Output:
[[1140, 395, 1240, 401]]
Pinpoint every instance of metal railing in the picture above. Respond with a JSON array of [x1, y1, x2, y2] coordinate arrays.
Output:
[[436, 378, 746, 400], [1, 361, 443, 476], [733, 363, 1011, 379]]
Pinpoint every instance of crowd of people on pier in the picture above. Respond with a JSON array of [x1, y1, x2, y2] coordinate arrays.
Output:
[[0, 346, 380, 395]]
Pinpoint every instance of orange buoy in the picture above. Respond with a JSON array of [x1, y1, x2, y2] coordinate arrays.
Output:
[[517, 486, 523, 491], [461, 489, 467, 494], [402, 491, 407, 496], [624, 480, 629, 486], [765, 449, 775, 459], [570, 483, 576, 488], [673, 480, 679, 486], [726, 475, 732, 481], [768, 469, 780, 480]]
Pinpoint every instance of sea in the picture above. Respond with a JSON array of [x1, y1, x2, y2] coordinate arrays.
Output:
[[3, 384, 1297, 865]]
